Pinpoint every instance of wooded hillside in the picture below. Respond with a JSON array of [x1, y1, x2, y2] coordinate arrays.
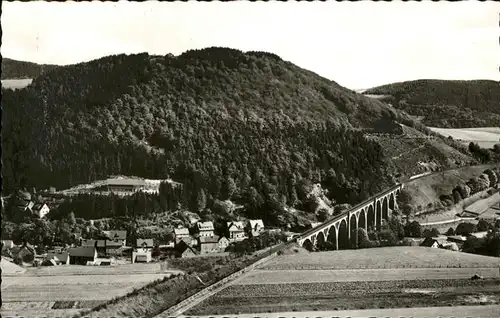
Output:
[[2, 48, 484, 226], [364, 80, 500, 128]]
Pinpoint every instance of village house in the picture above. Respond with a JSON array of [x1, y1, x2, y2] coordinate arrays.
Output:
[[103, 230, 127, 246], [199, 235, 220, 254], [174, 240, 198, 258], [247, 219, 265, 237], [11, 244, 36, 265], [45, 249, 70, 265], [197, 221, 215, 237], [81, 239, 123, 256], [174, 226, 191, 244], [217, 236, 230, 251], [420, 237, 441, 248], [447, 235, 467, 245], [68, 246, 97, 265], [227, 221, 246, 241], [31, 203, 50, 218], [132, 239, 154, 263]]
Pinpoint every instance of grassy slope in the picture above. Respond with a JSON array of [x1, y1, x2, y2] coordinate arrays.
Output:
[[403, 164, 500, 210], [429, 127, 500, 149], [260, 246, 500, 270]]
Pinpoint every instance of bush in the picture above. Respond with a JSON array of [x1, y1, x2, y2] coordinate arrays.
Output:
[[476, 220, 492, 232], [455, 222, 477, 236], [404, 221, 422, 238], [445, 227, 455, 236]]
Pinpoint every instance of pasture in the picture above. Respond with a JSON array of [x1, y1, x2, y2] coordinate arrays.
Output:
[[260, 247, 500, 270], [429, 127, 500, 149], [1, 78, 33, 90], [1, 262, 178, 317]]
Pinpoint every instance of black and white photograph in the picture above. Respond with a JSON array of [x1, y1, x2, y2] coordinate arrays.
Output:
[[1, 1, 500, 317]]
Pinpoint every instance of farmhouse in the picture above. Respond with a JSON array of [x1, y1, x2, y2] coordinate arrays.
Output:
[[199, 235, 220, 254], [174, 227, 191, 243], [227, 221, 246, 241], [69, 246, 97, 265], [420, 237, 441, 248], [174, 240, 198, 258], [81, 239, 123, 256], [137, 238, 154, 248], [218, 236, 230, 251], [97, 178, 149, 194], [197, 221, 215, 237], [103, 230, 127, 246], [31, 203, 50, 218], [46, 250, 70, 265], [247, 219, 265, 237]]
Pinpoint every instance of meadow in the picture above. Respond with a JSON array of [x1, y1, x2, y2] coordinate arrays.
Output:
[[259, 247, 500, 270], [429, 127, 500, 149], [1, 78, 33, 90]]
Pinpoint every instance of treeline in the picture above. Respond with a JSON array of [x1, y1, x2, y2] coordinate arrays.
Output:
[[1, 58, 58, 79], [365, 80, 500, 128]]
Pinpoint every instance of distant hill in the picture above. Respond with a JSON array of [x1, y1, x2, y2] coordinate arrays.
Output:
[[1, 57, 58, 80], [364, 80, 500, 128], [2, 48, 486, 226]]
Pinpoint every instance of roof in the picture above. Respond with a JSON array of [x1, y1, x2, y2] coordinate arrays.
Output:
[[137, 239, 154, 247], [448, 235, 467, 242], [218, 236, 229, 242], [227, 221, 244, 231], [81, 239, 123, 247], [69, 246, 96, 258], [103, 230, 127, 241], [198, 221, 215, 231], [106, 178, 147, 187], [46, 251, 69, 263], [249, 219, 264, 229], [200, 235, 220, 244], [32, 203, 48, 211], [420, 237, 440, 247], [471, 231, 489, 239], [174, 227, 190, 236], [175, 240, 198, 255]]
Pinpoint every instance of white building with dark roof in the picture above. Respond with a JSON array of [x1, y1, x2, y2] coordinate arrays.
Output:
[[197, 221, 215, 237], [227, 221, 246, 241], [247, 219, 265, 237]]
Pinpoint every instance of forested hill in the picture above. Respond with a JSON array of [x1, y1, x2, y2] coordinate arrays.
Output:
[[1, 58, 58, 79], [2, 48, 479, 223], [364, 80, 500, 128]]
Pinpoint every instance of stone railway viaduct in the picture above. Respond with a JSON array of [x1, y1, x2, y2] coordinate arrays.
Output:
[[297, 184, 404, 251]]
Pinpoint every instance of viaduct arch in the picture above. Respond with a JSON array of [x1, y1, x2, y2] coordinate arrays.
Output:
[[297, 184, 403, 251]]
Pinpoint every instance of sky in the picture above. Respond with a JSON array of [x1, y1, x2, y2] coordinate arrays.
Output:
[[2, 1, 499, 89]]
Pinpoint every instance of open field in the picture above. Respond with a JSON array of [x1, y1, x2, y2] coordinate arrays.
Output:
[[186, 279, 500, 315], [1, 262, 178, 317], [181, 305, 500, 318], [15, 262, 181, 276], [429, 127, 500, 149], [235, 268, 500, 285], [466, 192, 500, 214], [1, 78, 33, 90], [259, 247, 500, 270], [403, 164, 499, 212]]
